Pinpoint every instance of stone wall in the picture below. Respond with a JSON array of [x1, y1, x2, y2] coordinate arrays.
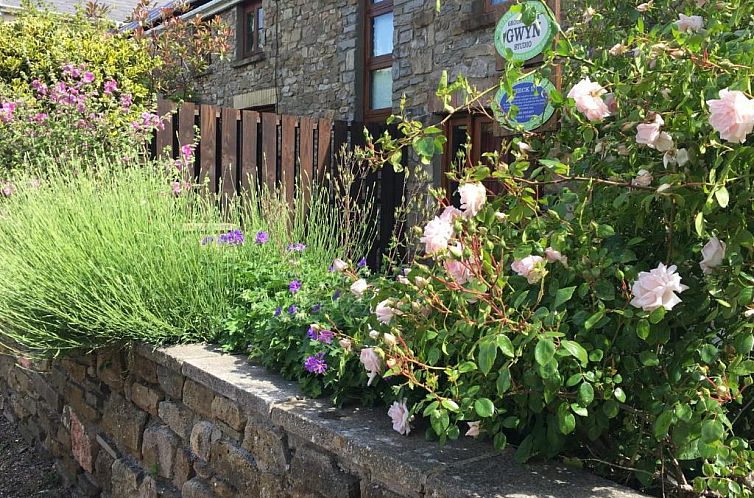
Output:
[[0, 343, 645, 498]]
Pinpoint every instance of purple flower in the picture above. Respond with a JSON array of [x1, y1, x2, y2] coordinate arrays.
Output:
[[287, 242, 306, 252], [328, 265, 335, 272], [255, 231, 269, 244], [332, 290, 341, 301], [288, 304, 298, 315], [289, 280, 302, 294], [306, 326, 318, 340], [103, 79, 118, 95], [120, 93, 133, 110], [357, 257, 367, 268], [218, 230, 245, 246], [311, 303, 322, 313], [82, 71, 95, 84], [304, 352, 328, 375], [318, 330, 334, 344], [274, 306, 282, 317], [0, 101, 16, 123]]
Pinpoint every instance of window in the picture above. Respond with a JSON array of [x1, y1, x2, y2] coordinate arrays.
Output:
[[241, 0, 264, 58], [364, 0, 393, 120], [485, 0, 510, 13]]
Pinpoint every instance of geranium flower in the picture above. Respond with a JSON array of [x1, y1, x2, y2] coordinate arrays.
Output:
[[289, 280, 302, 294], [304, 352, 328, 375], [630, 263, 688, 311], [254, 231, 269, 244]]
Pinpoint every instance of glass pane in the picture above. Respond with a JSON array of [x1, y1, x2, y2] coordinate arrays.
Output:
[[371, 13, 393, 57], [490, 0, 507, 4], [257, 8, 265, 47], [370, 68, 392, 110], [245, 11, 255, 52]]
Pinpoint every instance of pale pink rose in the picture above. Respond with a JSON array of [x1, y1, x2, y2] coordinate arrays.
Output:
[[663, 148, 689, 168], [375, 299, 399, 324], [544, 247, 568, 266], [517, 141, 532, 153], [383, 332, 397, 347], [338, 338, 352, 351], [567, 78, 611, 122], [439, 205, 463, 223], [631, 169, 653, 188], [360, 348, 383, 386], [368, 328, 380, 340], [332, 258, 348, 272], [604, 93, 618, 114], [699, 236, 726, 274], [458, 182, 487, 218], [653, 132, 675, 152], [387, 399, 411, 435], [635, 114, 664, 146], [420, 216, 453, 255], [676, 14, 704, 33], [445, 249, 472, 285], [707, 89, 754, 144], [465, 421, 481, 437], [511, 255, 546, 284], [636, 1, 652, 12], [350, 278, 368, 298], [630, 263, 688, 311]]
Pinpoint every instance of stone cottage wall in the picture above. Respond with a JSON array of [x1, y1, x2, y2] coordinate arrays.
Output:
[[0, 343, 645, 498]]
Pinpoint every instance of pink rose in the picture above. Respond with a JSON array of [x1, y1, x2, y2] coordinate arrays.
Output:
[[631, 169, 653, 188], [707, 89, 754, 144], [350, 278, 368, 298], [630, 263, 688, 311], [339, 338, 352, 351], [387, 399, 411, 435], [458, 182, 486, 218], [375, 299, 399, 324], [699, 236, 725, 275], [676, 14, 704, 33], [465, 421, 480, 437], [511, 255, 546, 284], [446, 253, 472, 285], [544, 247, 568, 266], [360, 348, 382, 386], [439, 205, 463, 223], [420, 216, 453, 255], [331, 258, 348, 272], [635, 114, 664, 145], [567, 78, 611, 122]]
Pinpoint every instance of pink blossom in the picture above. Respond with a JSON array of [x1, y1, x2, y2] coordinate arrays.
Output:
[[331, 258, 348, 272], [630, 263, 688, 311], [103, 80, 118, 95], [511, 255, 546, 284], [350, 278, 368, 298], [375, 299, 399, 324], [676, 14, 704, 33], [1, 182, 16, 197], [30, 113, 49, 124], [445, 245, 472, 285], [544, 247, 567, 266], [699, 236, 725, 275], [171, 180, 191, 196], [0, 101, 16, 123], [458, 182, 486, 217], [439, 205, 463, 223], [707, 89, 754, 144], [604, 93, 618, 114], [420, 216, 453, 255], [359, 348, 382, 386], [635, 114, 664, 146], [121, 94, 133, 110], [465, 421, 480, 437], [338, 338, 352, 351], [387, 399, 411, 435], [81, 71, 95, 84], [631, 169, 653, 188], [567, 78, 611, 122]]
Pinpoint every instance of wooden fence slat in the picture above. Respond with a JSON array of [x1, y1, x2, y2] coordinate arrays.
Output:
[[299, 117, 315, 207], [281, 114, 297, 207], [156, 99, 176, 158], [199, 104, 217, 193], [240, 110, 259, 192], [221, 108, 239, 198], [262, 113, 277, 192], [178, 102, 196, 180], [317, 118, 332, 181]]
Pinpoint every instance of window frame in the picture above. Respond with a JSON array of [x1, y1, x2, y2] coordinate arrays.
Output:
[[363, 0, 394, 122], [241, 0, 264, 59]]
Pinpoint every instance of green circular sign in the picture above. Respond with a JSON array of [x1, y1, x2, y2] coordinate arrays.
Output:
[[494, 2, 554, 62], [494, 75, 556, 132]]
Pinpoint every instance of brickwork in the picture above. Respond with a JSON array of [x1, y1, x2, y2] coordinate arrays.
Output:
[[0, 343, 645, 498]]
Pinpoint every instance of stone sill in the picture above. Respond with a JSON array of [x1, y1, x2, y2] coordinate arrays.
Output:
[[139, 343, 647, 498], [231, 53, 266, 68]]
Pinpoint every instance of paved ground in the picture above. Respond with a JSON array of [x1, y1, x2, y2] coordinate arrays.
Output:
[[0, 415, 69, 498]]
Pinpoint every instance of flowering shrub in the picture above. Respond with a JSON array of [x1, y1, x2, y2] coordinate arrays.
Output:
[[342, 0, 754, 496]]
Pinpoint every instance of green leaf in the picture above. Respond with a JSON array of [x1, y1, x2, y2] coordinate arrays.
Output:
[[701, 419, 724, 443], [654, 411, 673, 440], [579, 382, 594, 406], [614, 387, 626, 403], [496, 334, 515, 358], [493, 432, 508, 450], [535, 338, 556, 366], [637, 319, 650, 340], [694, 212, 705, 237], [554, 286, 577, 308], [561, 340, 588, 367], [639, 351, 660, 366], [474, 398, 495, 418], [584, 310, 605, 330], [715, 186, 729, 208], [649, 306, 666, 324], [497, 368, 512, 394], [557, 403, 576, 435], [478, 339, 498, 375], [441, 399, 459, 412]]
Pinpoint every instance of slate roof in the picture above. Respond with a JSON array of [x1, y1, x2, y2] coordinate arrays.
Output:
[[1, 0, 143, 23]]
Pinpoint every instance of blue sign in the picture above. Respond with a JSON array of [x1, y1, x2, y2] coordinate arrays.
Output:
[[496, 76, 555, 131]]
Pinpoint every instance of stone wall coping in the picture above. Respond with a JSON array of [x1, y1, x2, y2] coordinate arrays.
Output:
[[138, 342, 648, 498]]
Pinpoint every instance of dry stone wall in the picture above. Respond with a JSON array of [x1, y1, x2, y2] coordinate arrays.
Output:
[[0, 343, 646, 498]]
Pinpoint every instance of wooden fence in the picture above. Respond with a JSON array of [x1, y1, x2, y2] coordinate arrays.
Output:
[[152, 98, 405, 267]]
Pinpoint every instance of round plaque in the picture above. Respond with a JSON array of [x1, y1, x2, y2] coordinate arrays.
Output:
[[495, 75, 556, 131], [494, 1, 555, 62]]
